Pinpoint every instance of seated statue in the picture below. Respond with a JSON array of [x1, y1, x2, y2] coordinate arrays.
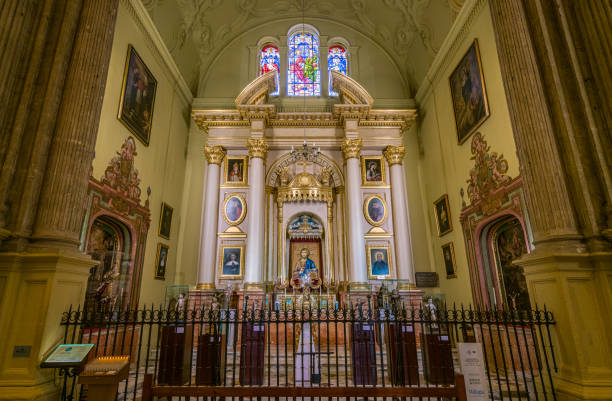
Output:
[[291, 248, 319, 289]]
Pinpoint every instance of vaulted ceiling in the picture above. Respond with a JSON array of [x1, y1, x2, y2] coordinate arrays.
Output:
[[142, 0, 464, 97]]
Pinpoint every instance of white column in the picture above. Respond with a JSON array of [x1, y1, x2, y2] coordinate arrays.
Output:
[[384, 145, 415, 285], [196, 145, 226, 289], [342, 137, 368, 285], [244, 137, 268, 284]]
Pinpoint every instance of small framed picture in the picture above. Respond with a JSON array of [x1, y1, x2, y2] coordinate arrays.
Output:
[[441, 242, 457, 278], [363, 195, 388, 226], [118, 45, 157, 146], [222, 194, 247, 226], [223, 155, 248, 186], [449, 39, 490, 144], [366, 244, 392, 279], [360, 156, 386, 186], [219, 244, 245, 280], [433, 194, 452, 236], [158, 202, 173, 239], [155, 243, 169, 280]]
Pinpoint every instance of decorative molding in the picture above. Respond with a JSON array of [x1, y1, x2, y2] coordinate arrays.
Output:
[[330, 70, 374, 106], [203, 145, 226, 165], [383, 145, 406, 165], [121, 0, 193, 104], [247, 138, 269, 159], [341, 138, 362, 160], [415, 0, 488, 104]]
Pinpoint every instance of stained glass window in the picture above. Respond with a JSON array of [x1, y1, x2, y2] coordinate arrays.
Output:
[[260, 45, 280, 96], [328, 46, 347, 96], [288, 32, 320, 96]]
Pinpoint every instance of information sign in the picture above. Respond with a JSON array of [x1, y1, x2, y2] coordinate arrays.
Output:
[[41, 344, 95, 369], [458, 343, 489, 400]]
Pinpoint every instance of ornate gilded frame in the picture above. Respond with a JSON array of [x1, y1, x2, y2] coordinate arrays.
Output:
[[360, 156, 386, 186], [366, 243, 392, 279], [363, 194, 388, 227], [222, 193, 247, 226], [441, 241, 457, 278], [433, 194, 453, 236], [222, 155, 249, 187], [154, 242, 169, 280], [218, 244, 245, 280]]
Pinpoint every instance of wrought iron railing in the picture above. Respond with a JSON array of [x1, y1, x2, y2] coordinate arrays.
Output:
[[56, 299, 557, 400]]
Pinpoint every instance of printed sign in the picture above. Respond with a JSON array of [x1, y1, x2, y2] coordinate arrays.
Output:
[[458, 343, 489, 400], [41, 344, 95, 368]]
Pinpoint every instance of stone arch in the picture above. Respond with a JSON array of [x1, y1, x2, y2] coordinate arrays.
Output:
[[266, 151, 344, 187]]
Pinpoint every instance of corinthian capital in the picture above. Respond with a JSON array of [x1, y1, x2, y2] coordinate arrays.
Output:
[[247, 137, 269, 159], [383, 145, 405, 165], [204, 145, 226, 165], [341, 138, 362, 160]]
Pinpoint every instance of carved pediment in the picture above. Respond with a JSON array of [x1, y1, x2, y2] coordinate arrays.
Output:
[[330, 70, 374, 107], [234, 70, 278, 107]]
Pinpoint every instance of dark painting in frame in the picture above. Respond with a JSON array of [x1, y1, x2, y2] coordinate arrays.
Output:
[[158, 202, 173, 240], [155, 243, 169, 280], [449, 39, 490, 145], [118, 44, 157, 146], [433, 194, 452, 236]]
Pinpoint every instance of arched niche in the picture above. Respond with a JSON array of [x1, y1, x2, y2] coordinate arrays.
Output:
[[266, 151, 344, 188]]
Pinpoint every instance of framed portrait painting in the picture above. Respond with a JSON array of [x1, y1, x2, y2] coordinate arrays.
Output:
[[449, 39, 490, 144], [433, 194, 452, 236], [219, 244, 245, 279], [118, 45, 157, 146], [158, 202, 173, 239], [222, 194, 246, 226], [155, 243, 169, 280], [363, 195, 388, 226], [360, 156, 386, 186], [441, 242, 457, 278], [366, 244, 392, 279], [223, 155, 248, 186]]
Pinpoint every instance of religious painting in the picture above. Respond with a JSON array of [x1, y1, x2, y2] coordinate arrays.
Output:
[[158, 202, 173, 239], [449, 39, 490, 144], [366, 244, 392, 279], [360, 156, 386, 186], [155, 243, 168, 280], [441, 242, 457, 278], [493, 217, 530, 310], [218, 244, 244, 279], [118, 45, 157, 146], [222, 194, 246, 226], [363, 195, 388, 226], [433, 194, 453, 236], [223, 156, 248, 186], [289, 240, 322, 286]]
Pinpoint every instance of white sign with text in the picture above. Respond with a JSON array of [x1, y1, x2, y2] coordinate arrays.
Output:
[[458, 342, 489, 400]]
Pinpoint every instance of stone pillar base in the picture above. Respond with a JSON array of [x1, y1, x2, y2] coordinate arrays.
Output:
[[519, 248, 612, 401], [188, 288, 222, 311], [237, 288, 267, 312], [398, 288, 424, 309], [0, 250, 93, 400]]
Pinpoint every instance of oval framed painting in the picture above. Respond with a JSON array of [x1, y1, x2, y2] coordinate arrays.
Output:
[[223, 194, 247, 225], [363, 195, 388, 226]]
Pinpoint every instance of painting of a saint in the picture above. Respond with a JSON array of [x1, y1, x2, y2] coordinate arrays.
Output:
[[442, 242, 456, 278], [223, 194, 246, 225], [219, 245, 244, 279], [494, 218, 530, 310], [433, 194, 452, 236], [449, 40, 489, 144], [361, 156, 385, 186], [364, 195, 387, 226], [224, 156, 247, 185], [291, 247, 319, 288], [158, 202, 173, 239], [367, 245, 391, 278], [155, 243, 168, 280], [118, 45, 157, 146]]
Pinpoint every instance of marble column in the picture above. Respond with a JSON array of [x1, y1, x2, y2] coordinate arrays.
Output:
[[384, 146, 415, 285], [244, 137, 268, 286], [341, 138, 368, 287], [196, 146, 225, 289]]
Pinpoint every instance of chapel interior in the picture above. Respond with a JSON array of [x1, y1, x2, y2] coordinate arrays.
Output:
[[0, 0, 610, 400]]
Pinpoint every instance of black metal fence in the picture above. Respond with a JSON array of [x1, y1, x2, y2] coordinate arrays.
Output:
[[57, 299, 557, 400]]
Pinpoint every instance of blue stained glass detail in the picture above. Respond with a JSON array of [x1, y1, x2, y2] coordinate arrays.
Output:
[[328, 46, 347, 96], [288, 32, 320, 96], [260, 45, 280, 96]]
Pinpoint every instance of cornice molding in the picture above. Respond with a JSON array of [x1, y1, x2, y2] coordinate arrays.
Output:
[[415, 0, 488, 105], [121, 0, 193, 105]]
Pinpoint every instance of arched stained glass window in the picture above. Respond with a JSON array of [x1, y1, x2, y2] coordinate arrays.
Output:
[[260, 45, 280, 96], [328, 46, 347, 96], [287, 32, 320, 96]]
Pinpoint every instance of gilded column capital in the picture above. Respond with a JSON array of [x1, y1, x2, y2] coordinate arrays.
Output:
[[204, 145, 226, 165], [247, 137, 269, 159], [383, 145, 406, 165], [341, 138, 362, 160]]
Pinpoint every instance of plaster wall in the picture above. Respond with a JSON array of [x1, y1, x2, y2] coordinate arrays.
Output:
[[410, 1, 519, 305], [91, 0, 192, 305]]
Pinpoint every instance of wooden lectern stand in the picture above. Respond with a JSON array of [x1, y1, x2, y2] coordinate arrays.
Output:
[[78, 356, 129, 401]]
